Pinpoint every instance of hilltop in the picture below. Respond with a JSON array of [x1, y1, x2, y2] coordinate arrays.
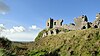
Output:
[[29, 28, 100, 56], [41, 13, 100, 38]]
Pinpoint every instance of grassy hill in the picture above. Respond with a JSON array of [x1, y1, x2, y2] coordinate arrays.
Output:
[[28, 28, 100, 56], [1, 28, 100, 56]]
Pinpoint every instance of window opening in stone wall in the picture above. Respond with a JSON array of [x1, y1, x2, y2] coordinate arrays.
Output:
[[47, 23, 49, 26], [51, 31, 54, 34], [82, 26, 86, 29], [60, 22, 62, 25], [54, 22, 56, 25], [94, 25, 98, 28]]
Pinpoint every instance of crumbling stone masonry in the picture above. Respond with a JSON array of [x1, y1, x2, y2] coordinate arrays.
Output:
[[46, 18, 63, 29], [42, 32, 48, 37], [43, 13, 100, 37], [63, 15, 90, 30], [93, 13, 100, 28], [74, 15, 90, 30], [46, 18, 53, 29], [42, 29, 59, 37], [53, 20, 63, 28]]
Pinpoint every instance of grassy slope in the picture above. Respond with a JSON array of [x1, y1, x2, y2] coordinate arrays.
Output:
[[0, 48, 6, 56], [32, 28, 100, 56], [1, 28, 100, 56], [0, 38, 14, 56], [11, 41, 34, 55], [0, 37, 34, 56]]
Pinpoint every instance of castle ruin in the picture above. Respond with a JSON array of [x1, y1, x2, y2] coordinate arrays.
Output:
[[46, 18, 63, 29], [42, 13, 100, 37], [63, 15, 91, 30]]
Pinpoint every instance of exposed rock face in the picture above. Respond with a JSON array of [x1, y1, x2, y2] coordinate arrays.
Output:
[[43, 13, 100, 37]]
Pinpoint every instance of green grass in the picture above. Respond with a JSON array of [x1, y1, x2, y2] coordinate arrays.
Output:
[[35, 28, 70, 41], [1, 28, 100, 56], [31, 28, 100, 56], [0, 48, 6, 56]]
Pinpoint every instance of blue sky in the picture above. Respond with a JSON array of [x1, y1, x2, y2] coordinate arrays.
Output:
[[0, 0, 100, 41]]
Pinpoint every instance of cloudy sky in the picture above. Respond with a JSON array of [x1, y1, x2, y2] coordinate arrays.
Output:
[[0, 0, 100, 41]]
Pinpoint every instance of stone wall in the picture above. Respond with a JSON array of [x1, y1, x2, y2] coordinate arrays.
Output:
[[46, 18, 63, 29], [42, 29, 59, 37], [92, 13, 100, 28], [53, 20, 63, 28], [43, 13, 100, 37], [62, 24, 75, 30], [62, 15, 90, 30], [74, 15, 89, 30], [46, 18, 53, 29]]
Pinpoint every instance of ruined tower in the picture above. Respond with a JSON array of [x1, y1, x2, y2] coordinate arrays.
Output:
[[74, 15, 89, 30], [46, 18, 53, 29], [53, 19, 63, 28], [93, 13, 100, 28], [46, 18, 63, 29]]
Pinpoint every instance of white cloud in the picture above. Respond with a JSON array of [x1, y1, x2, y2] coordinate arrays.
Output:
[[30, 25, 36, 29], [3, 26, 25, 33], [0, 24, 5, 30], [11, 26, 25, 33], [0, 1, 10, 15], [6, 32, 38, 41], [0, 24, 42, 41], [0, 24, 5, 28], [29, 25, 41, 30], [0, 24, 6, 37]]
